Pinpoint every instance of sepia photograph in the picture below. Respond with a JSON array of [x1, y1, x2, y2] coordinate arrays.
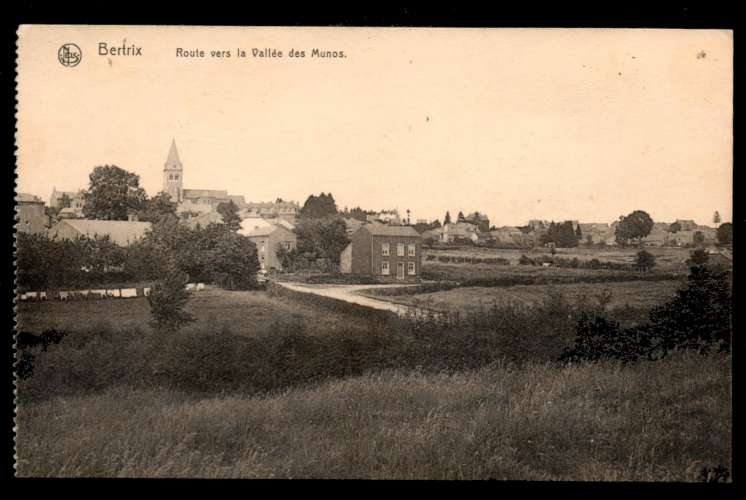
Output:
[[13, 25, 733, 480]]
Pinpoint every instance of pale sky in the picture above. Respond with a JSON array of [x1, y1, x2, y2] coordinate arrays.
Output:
[[17, 26, 732, 226]]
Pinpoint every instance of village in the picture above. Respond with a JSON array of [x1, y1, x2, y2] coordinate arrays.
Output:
[[16, 139, 730, 292], [13, 23, 734, 481]]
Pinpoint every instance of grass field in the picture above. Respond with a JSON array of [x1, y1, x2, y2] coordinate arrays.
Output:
[[424, 246, 695, 272], [16, 352, 731, 479], [16, 287, 369, 337], [369, 280, 684, 313]]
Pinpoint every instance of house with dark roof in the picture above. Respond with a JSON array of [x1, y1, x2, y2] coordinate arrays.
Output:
[[340, 223, 422, 282], [47, 219, 152, 247]]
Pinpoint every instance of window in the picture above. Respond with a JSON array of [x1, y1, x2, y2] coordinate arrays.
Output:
[[397, 243, 405, 256], [407, 243, 416, 256], [408, 262, 416, 275], [381, 261, 390, 275], [382, 243, 390, 256], [175, 174, 179, 180], [169, 174, 173, 180]]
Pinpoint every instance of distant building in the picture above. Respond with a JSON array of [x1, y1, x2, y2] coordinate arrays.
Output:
[[240, 221, 297, 271], [340, 223, 421, 282], [440, 222, 479, 243], [241, 201, 300, 222], [162, 139, 247, 213], [49, 188, 85, 217], [47, 219, 152, 247], [366, 210, 401, 225], [15, 193, 49, 234]]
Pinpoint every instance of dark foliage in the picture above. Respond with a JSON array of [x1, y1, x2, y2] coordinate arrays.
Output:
[[82, 165, 148, 220], [148, 264, 195, 334], [15, 329, 69, 380], [615, 210, 654, 246], [716, 222, 732, 246], [300, 192, 338, 219], [560, 256, 731, 364]]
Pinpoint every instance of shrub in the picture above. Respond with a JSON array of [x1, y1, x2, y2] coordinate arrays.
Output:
[[148, 265, 195, 334], [636, 250, 656, 272]]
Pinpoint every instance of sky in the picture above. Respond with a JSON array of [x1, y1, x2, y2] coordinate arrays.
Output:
[[17, 26, 733, 226]]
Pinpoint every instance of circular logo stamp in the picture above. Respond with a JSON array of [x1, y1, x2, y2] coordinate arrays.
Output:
[[58, 43, 82, 67]]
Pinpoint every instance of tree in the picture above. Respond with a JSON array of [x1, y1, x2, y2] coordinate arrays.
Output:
[[457, 211, 466, 223], [148, 262, 195, 334], [444, 212, 452, 225], [465, 211, 490, 232], [217, 200, 242, 232], [300, 193, 338, 219], [540, 220, 578, 248], [295, 217, 350, 265], [635, 250, 656, 272], [693, 231, 705, 247], [138, 191, 178, 223], [615, 210, 654, 246], [713, 211, 721, 227], [668, 221, 682, 233], [717, 222, 732, 246], [205, 228, 261, 289], [82, 165, 148, 220], [575, 224, 583, 242]]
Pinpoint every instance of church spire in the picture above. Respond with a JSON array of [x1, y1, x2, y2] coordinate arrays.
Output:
[[164, 138, 182, 169]]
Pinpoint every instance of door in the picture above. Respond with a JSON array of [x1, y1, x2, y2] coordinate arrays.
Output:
[[396, 262, 405, 280]]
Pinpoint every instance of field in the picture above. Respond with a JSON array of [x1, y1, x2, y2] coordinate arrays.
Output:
[[368, 280, 684, 314], [16, 352, 731, 479], [16, 286, 371, 337], [424, 245, 694, 272], [15, 250, 732, 480]]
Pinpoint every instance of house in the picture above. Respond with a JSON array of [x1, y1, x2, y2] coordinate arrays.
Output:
[[340, 223, 421, 282], [490, 226, 531, 247], [15, 193, 49, 234], [47, 219, 152, 247], [49, 188, 85, 217], [184, 210, 225, 229], [240, 221, 297, 271], [366, 210, 401, 225], [577, 223, 611, 244], [241, 200, 300, 222], [441, 222, 479, 243]]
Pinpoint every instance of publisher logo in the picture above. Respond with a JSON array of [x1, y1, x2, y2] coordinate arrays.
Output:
[[58, 44, 82, 67]]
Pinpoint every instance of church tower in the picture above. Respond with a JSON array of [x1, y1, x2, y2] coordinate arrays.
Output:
[[163, 138, 183, 203]]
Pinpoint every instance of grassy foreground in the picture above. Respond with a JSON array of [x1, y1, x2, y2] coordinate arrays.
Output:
[[16, 352, 730, 479]]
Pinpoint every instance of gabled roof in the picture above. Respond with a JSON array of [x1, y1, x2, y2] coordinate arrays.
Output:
[[16, 193, 43, 204], [363, 223, 420, 237], [183, 189, 229, 199], [185, 210, 223, 229], [54, 219, 152, 246]]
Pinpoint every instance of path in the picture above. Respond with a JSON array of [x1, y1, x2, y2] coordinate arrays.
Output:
[[274, 282, 424, 317]]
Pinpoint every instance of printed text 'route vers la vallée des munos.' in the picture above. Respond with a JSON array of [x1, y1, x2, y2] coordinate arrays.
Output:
[[175, 47, 346, 59]]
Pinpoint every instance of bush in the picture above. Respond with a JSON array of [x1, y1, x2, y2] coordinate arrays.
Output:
[[636, 250, 656, 272], [148, 265, 195, 334], [560, 261, 731, 364]]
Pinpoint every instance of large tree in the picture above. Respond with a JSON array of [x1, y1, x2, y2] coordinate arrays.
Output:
[[217, 200, 243, 232], [295, 217, 350, 264], [615, 210, 654, 246], [300, 192, 338, 219], [82, 165, 148, 220], [137, 191, 178, 223]]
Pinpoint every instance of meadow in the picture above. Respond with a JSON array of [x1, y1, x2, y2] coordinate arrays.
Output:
[[16, 352, 731, 479], [423, 245, 694, 272], [16, 287, 373, 337], [14, 253, 732, 480], [367, 280, 684, 314]]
